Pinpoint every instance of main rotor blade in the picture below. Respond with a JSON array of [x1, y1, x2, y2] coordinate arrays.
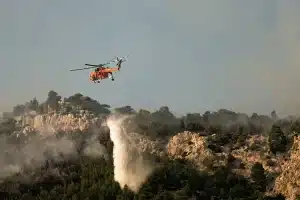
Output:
[[70, 56, 121, 72], [104, 57, 117, 65], [85, 64, 99, 67], [122, 53, 131, 61], [70, 66, 98, 71]]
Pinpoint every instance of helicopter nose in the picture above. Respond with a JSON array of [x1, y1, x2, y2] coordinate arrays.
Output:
[[89, 72, 95, 80]]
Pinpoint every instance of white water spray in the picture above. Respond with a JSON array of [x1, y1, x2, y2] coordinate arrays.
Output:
[[106, 115, 154, 193]]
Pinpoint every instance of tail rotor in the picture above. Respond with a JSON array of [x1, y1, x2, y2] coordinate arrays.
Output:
[[116, 53, 130, 70]]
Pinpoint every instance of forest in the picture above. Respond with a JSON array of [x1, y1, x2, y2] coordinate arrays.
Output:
[[0, 90, 299, 200]]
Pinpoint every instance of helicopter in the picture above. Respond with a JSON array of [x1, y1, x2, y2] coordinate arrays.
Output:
[[69, 55, 128, 83]]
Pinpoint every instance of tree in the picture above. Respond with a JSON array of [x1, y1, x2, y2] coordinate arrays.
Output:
[[37, 102, 48, 114], [46, 90, 61, 112], [30, 97, 39, 110], [202, 111, 211, 122], [80, 96, 111, 114], [138, 109, 151, 118], [186, 122, 205, 132], [268, 125, 287, 154], [114, 106, 135, 114], [271, 110, 277, 120], [290, 120, 300, 134], [12, 104, 25, 116], [64, 93, 111, 114], [152, 106, 175, 120], [251, 113, 259, 119], [0, 118, 16, 134], [251, 162, 266, 192], [24, 97, 39, 112], [64, 93, 84, 106], [180, 119, 185, 129], [184, 113, 204, 131]]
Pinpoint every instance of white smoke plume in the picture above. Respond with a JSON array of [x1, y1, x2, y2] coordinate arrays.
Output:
[[83, 134, 109, 160], [106, 115, 155, 193], [0, 134, 76, 181], [0, 132, 108, 182]]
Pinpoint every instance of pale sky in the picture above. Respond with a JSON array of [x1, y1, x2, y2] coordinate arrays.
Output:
[[1, 0, 300, 116]]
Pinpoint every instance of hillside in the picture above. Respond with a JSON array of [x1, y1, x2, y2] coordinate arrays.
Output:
[[0, 90, 300, 199]]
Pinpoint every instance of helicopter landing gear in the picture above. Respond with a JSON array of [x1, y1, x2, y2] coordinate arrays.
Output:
[[109, 72, 115, 81]]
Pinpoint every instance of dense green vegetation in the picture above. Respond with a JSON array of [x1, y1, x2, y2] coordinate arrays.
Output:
[[0, 156, 285, 200], [0, 91, 298, 199]]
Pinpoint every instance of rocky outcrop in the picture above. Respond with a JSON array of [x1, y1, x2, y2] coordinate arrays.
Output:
[[274, 136, 300, 200], [166, 131, 216, 171], [12, 102, 107, 137]]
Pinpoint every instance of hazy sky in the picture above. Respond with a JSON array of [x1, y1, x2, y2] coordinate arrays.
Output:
[[1, 0, 300, 116]]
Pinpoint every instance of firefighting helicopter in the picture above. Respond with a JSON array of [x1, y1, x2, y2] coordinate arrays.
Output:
[[69, 55, 128, 83]]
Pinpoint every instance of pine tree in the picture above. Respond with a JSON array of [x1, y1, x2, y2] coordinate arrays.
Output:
[[268, 125, 287, 154], [251, 162, 266, 192]]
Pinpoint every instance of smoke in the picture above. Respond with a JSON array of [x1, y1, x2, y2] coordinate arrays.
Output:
[[224, 1, 300, 116], [166, 1, 300, 116], [106, 115, 155, 193], [0, 130, 108, 182], [0, 134, 74, 181], [83, 134, 108, 160]]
